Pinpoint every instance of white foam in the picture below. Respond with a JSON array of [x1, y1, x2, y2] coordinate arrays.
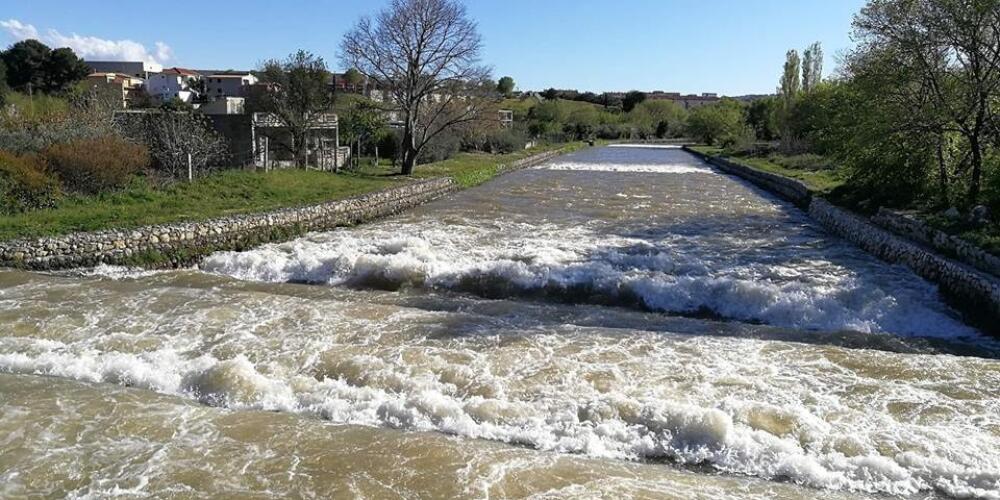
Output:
[[608, 144, 684, 149], [538, 162, 711, 174], [200, 222, 979, 339], [1, 335, 997, 499]]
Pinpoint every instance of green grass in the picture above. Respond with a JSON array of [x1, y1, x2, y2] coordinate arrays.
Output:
[[0, 169, 398, 241], [688, 145, 845, 194], [0, 142, 589, 241], [411, 142, 587, 187]]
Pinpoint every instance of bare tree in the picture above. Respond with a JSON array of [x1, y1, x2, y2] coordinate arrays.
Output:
[[141, 112, 229, 180], [248, 50, 334, 168], [341, 0, 493, 174]]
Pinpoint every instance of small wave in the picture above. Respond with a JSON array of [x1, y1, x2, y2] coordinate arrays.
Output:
[[200, 223, 978, 339], [607, 144, 684, 149], [538, 162, 711, 174], [1, 344, 996, 499]]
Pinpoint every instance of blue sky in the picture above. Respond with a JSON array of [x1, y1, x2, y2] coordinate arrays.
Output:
[[1, 0, 866, 96]]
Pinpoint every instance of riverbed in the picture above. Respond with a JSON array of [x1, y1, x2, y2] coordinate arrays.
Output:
[[1, 145, 997, 498]]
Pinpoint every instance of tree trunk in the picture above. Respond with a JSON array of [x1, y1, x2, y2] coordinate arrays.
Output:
[[937, 133, 948, 207], [969, 133, 982, 205], [401, 119, 418, 175]]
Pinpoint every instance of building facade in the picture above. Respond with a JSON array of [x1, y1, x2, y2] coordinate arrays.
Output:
[[85, 61, 163, 79], [146, 68, 202, 104], [83, 72, 146, 108]]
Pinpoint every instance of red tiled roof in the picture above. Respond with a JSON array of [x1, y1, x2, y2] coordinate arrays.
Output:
[[164, 67, 201, 76]]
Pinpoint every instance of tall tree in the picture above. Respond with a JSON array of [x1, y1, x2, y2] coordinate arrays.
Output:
[[802, 42, 824, 91], [1, 39, 51, 92], [0, 58, 7, 105], [853, 0, 1000, 204], [497, 76, 515, 97], [779, 49, 802, 102], [341, 0, 493, 174], [622, 90, 647, 113], [249, 50, 334, 167], [1, 40, 89, 94]]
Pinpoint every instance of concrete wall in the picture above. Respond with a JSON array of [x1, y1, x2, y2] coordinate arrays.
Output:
[[683, 146, 1000, 332]]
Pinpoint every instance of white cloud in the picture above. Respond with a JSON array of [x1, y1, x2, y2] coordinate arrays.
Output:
[[0, 19, 38, 40], [1, 19, 172, 65]]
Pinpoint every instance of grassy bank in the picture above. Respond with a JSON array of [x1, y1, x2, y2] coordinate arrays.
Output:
[[687, 145, 845, 194], [688, 145, 1000, 256], [0, 142, 583, 241]]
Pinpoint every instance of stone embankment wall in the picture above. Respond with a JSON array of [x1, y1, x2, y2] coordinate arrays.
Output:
[[0, 147, 569, 271], [0, 178, 458, 270], [683, 146, 1000, 331], [699, 154, 812, 208], [872, 208, 1000, 278]]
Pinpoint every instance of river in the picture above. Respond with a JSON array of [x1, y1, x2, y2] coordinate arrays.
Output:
[[1, 145, 998, 499]]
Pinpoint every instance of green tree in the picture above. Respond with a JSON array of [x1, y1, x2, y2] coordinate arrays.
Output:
[[629, 100, 687, 138], [1, 39, 51, 92], [779, 49, 801, 100], [341, 97, 388, 168], [249, 50, 334, 168], [41, 47, 90, 93], [802, 42, 823, 92], [497, 76, 515, 97], [686, 99, 745, 146], [622, 90, 646, 113], [341, 67, 365, 91], [746, 96, 780, 141], [853, 0, 1000, 204], [0, 58, 7, 106]]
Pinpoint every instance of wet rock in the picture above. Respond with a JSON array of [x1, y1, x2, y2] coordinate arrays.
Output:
[[970, 205, 991, 225]]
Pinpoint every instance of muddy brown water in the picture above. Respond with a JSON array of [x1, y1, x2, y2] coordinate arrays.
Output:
[[1, 146, 997, 499]]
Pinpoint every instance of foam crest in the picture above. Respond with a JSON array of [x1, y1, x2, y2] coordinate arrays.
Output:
[[201, 222, 978, 338], [1, 341, 997, 498], [538, 162, 711, 174]]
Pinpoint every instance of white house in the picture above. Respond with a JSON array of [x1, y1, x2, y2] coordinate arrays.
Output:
[[145, 67, 202, 104], [202, 71, 257, 100]]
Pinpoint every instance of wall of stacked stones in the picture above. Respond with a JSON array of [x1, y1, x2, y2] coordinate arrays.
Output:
[[0, 147, 570, 272], [872, 208, 1000, 278], [0, 178, 458, 270], [683, 146, 1000, 330]]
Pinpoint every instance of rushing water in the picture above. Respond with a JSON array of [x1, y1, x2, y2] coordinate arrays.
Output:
[[1, 145, 998, 499]]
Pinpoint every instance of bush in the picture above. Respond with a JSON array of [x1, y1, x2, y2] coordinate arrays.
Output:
[[44, 136, 150, 193], [595, 123, 625, 140], [418, 130, 461, 164], [0, 151, 62, 214], [770, 153, 836, 171], [464, 129, 527, 154]]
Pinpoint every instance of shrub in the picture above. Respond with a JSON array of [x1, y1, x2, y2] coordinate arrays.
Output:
[[44, 136, 150, 193], [770, 153, 836, 171], [418, 130, 461, 164], [0, 151, 61, 214]]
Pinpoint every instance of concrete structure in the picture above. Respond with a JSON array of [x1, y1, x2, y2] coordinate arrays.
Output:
[[85, 60, 163, 79], [202, 71, 257, 100], [146, 67, 202, 104], [83, 72, 145, 108], [200, 97, 246, 115]]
